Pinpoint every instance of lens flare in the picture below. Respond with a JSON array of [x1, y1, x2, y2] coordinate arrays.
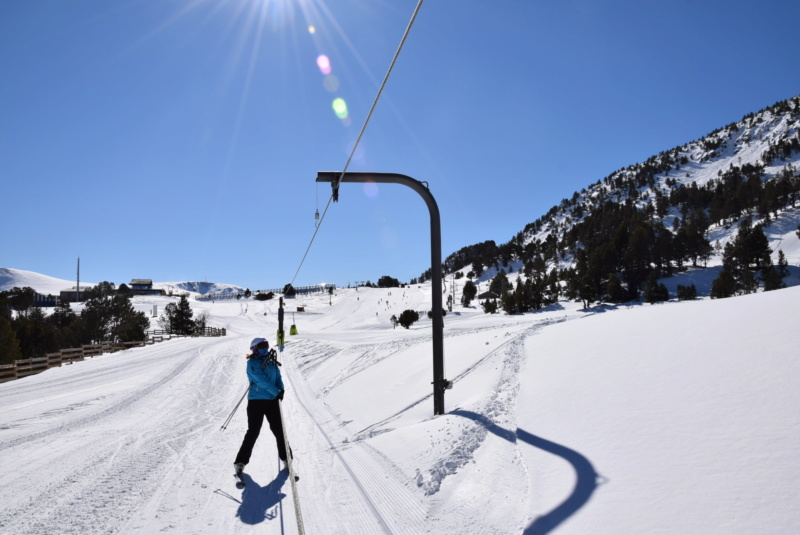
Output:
[[316, 54, 331, 75], [332, 97, 348, 119], [308, 25, 316, 34], [363, 181, 378, 198], [322, 74, 339, 92]]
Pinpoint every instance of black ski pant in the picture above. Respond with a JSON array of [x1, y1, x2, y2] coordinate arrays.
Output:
[[234, 398, 291, 465]]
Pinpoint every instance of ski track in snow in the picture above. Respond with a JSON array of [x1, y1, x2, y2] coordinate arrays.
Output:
[[413, 318, 568, 498], [284, 342, 429, 534], [290, 312, 576, 533], [0, 337, 240, 535]]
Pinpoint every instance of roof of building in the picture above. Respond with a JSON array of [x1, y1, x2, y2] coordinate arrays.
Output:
[[60, 286, 94, 292]]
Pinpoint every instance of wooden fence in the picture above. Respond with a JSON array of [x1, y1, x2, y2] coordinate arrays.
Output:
[[146, 326, 227, 338], [0, 327, 226, 384], [196, 284, 336, 301]]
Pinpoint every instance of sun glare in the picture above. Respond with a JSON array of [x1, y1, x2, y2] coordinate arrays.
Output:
[[136, 0, 367, 151]]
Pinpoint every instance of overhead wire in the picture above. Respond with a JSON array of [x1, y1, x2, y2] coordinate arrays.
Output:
[[288, 0, 425, 287]]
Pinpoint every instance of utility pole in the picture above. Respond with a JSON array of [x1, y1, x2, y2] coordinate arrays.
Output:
[[316, 172, 452, 415]]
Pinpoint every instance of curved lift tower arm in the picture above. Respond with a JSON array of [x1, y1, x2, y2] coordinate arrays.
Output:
[[316, 171, 451, 415]]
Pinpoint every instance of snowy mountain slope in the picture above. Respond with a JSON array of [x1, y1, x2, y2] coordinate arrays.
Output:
[[161, 281, 249, 296], [1, 281, 798, 534], [470, 96, 800, 285], [0, 267, 95, 296]]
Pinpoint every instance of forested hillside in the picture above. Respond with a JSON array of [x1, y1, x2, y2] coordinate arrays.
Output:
[[422, 95, 800, 309]]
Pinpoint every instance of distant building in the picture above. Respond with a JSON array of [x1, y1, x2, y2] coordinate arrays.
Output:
[[129, 279, 165, 297], [130, 279, 153, 290], [33, 292, 58, 307], [60, 286, 94, 303]]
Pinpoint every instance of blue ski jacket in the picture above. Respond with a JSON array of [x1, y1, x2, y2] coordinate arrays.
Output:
[[246, 354, 284, 400]]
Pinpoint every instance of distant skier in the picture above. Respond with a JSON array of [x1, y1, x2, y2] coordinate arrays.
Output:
[[234, 337, 293, 477]]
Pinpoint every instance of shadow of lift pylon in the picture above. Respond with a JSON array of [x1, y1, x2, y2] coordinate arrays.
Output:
[[316, 172, 452, 415]]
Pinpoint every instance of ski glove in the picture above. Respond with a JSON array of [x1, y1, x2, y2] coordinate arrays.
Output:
[[277, 390, 285, 401]]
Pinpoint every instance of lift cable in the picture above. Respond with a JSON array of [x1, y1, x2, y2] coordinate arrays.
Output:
[[288, 0, 425, 287]]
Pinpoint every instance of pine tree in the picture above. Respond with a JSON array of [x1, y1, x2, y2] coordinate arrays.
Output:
[[489, 270, 510, 296], [398, 309, 419, 329], [677, 284, 697, 301], [173, 296, 195, 334], [762, 266, 786, 291], [0, 316, 23, 365], [83, 294, 150, 342], [622, 223, 654, 296], [461, 280, 477, 307], [194, 310, 210, 334], [722, 220, 773, 293], [644, 273, 669, 303], [161, 296, 195, 335], [776, 250, 789, 277], [378, 276, 400, 288], [500, 288, 516, 315], [710, 270, 736, 299], [113, 297, 151, 342], [8, 287, 35, 317], [117, 283, 133, 298], [605, 273, 627, 303]]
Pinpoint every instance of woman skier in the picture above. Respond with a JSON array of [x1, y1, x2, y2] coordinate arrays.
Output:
[[234, 337, 292, 477]]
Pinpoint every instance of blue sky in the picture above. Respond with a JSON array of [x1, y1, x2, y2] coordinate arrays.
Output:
[[2, 0, 799, 291]]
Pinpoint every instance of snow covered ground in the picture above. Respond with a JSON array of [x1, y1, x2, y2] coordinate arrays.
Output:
[[1, 278, 799, 534]]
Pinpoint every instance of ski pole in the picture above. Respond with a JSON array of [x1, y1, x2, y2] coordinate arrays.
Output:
[[221, 383, 252, 431]]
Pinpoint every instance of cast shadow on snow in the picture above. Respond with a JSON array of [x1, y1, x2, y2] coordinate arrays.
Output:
[[236, 470, 288, 526], [450, 409, 599, 535]]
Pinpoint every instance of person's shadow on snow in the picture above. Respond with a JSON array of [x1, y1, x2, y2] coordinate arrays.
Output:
[[236, 470, 288, 525]]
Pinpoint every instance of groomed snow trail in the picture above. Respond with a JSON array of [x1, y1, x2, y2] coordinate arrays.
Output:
[[3, 289, 539, 535], [3, 285, 798, 534], [0, 335, 241, 534]]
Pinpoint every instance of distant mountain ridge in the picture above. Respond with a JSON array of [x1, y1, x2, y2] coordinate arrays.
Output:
[[0, 269, 246, 298], [166, 281, 247, 296]]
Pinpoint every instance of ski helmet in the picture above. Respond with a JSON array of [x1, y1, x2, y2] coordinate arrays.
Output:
[[250, 337, 268, 350]]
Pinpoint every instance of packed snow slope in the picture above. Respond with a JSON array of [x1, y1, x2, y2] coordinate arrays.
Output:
[[0, 267, 96, 297], [1, 282, 799, 534]]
